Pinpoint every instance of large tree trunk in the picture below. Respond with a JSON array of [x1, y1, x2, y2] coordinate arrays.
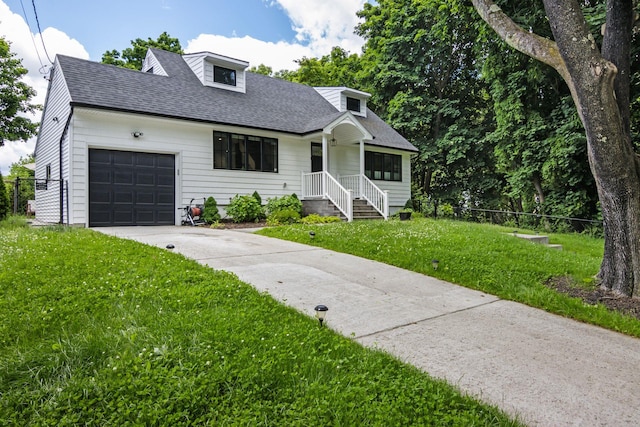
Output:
[[472, 0, 640, 297]]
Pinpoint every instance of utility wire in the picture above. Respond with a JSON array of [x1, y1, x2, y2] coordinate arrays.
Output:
[[31, 0, 53, 64], [18, 0, 47, 73]]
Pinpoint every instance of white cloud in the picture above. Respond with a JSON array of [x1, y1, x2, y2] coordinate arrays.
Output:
[[0, 1, 88, 175], [186, 0, 367, 70], [274, 0, 367, 55], [186, 34, 312, 71]]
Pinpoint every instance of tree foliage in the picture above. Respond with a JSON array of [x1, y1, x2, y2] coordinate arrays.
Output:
[[356, 0, 502, 208], [101, 32, 183, 70], [0, 171, 8, 221], [5, 155, 35, 215], [472, 0, 640, 296], [0, 37, 40, 146]]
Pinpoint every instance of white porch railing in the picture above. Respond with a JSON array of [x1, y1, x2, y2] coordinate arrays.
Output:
[[302, 171, 353, 221], [339, 174, 389, 219]]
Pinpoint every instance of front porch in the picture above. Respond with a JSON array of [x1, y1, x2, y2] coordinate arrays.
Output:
[[301, 171, 388, 221]]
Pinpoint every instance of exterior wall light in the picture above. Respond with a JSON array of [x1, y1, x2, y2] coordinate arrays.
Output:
[[131, 131, 144, 138], [314, 304, 328, 327]]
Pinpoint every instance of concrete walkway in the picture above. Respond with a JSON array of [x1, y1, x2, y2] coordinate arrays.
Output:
[[97, 226, 640, 427]]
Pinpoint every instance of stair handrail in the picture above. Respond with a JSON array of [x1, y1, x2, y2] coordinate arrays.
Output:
[[325, 172, 353, 221], [360, 175, 388, 219]]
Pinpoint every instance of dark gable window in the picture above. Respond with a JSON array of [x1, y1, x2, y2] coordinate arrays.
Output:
[[346, 97, 361, 112], [364, 151, 401, 181], [214, 66, 236, 86], [213, 131, 278, 173]]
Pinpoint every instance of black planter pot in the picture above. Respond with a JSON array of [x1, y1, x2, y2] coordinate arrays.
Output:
[[399, 212, 411, 221]]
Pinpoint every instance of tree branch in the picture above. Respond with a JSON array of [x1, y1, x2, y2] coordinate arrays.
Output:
[[471, 0, 572, 86]]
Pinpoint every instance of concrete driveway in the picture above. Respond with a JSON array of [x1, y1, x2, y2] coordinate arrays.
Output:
[[97, 226, 640, 427]]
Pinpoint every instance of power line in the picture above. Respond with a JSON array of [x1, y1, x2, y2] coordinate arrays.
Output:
[[30, 0, 53, 64], [17, 0, 47, 73]]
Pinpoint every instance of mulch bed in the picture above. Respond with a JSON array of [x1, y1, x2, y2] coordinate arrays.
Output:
[[213, 220, 268, 230], [545, 276, 640, 320]]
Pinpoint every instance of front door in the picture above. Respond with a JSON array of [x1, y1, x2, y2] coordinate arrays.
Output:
[[311, 142, 323, 172]]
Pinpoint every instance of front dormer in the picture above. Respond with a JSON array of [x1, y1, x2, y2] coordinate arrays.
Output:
[[314, 87, 370, 117], [183, 52, 249, 93]]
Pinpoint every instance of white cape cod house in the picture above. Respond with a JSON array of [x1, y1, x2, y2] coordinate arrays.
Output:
[[34, 48, 417, 226]]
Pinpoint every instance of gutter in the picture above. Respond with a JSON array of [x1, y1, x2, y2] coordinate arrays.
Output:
[[59, 108, 73, 224]]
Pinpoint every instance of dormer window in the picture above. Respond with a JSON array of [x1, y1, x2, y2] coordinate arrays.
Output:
[[346, 97, 361, 112], [214, 66, 236, 86], [183, 51, 249, 93], [314, 87, 370, 117]]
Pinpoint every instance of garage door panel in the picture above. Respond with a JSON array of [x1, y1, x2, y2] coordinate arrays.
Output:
[[137, 173, 156, 186], [89, 149, 175, 226]]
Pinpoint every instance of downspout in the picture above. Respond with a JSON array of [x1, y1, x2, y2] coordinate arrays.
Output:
[[322, 133, 328, 196], [59, 109, 73, 224]]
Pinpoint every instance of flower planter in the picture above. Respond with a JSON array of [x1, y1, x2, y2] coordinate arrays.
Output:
[[399, 212, 411, 221]]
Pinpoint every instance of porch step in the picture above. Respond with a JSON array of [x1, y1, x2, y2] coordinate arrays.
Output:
[[302, 199, 383, 220]]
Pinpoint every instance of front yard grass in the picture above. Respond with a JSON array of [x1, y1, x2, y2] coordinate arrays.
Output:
[[258, 218, 640, 338], [0, 221, 520, 425]]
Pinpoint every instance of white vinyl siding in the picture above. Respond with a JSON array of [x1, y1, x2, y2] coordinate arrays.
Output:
[[67, 109, 319, 224], [314, 87, 369, 117], [141, 51, 168, 76], [34, 62, 73, 224]]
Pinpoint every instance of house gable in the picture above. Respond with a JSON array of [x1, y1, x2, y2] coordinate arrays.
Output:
[[314, 87, 370, 118], [182, 51, 249, 93], [141, 50, 168, 76]]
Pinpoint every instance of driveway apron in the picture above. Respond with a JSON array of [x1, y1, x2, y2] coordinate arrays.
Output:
[[96, 226, 640, 427]]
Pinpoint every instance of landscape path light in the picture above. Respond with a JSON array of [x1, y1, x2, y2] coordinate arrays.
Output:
[[431, 259, 439, 270], [166, 244, 175, 250], [309, 231, 316, 239], [314, 304, 328, 327]]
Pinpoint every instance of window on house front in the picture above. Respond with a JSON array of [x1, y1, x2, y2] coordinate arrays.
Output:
[[214, 66, 236, 86], [346, 97, 361, 112], [364, 151, 401, 181], [213, 131, 278, 172]]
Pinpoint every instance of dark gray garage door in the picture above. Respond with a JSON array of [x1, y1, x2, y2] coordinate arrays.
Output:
[[89, 149, 175, 226]]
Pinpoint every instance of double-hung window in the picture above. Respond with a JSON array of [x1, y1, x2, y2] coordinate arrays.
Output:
[[364, 151, 402, 181], [213, 131, 278, 172]]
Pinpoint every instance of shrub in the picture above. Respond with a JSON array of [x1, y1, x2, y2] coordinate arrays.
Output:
[[265, 194, 302, 216], [252, 190, 262, 205], [0, 172, 9, 221], [226, 194, 264, 223], [202, 196, 221, 224], [267, 209, 301, 226], [300, 214, 342, 224]]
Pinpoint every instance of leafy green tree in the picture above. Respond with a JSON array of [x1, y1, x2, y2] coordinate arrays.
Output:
[[357, 0, 502, 209], [282, 47, 366, 89], [5, 155, 35, 215], [0, 37, 39, 146], [101, 32, 183, 70], [249, 64, 274, 76], [472, 0, 640, 296], [0, 171, 8, 220], [479, 5, 599, 220]]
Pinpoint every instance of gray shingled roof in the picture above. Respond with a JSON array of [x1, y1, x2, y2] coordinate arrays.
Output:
[[56, 48, 417, 152]]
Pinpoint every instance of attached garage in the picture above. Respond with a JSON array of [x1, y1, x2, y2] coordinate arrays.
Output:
[[89, 149, 175, 226]]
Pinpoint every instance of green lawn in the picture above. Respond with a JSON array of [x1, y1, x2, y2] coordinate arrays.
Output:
[[0, 220, 520, 426], [258, 218, 640, 338]]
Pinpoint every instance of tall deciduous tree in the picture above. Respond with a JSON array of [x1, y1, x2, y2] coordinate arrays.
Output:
[[101, 32, 183, 70], [472, 0, 640, 297], [0, 37, 39, 146], [357, 0, 502, 208]]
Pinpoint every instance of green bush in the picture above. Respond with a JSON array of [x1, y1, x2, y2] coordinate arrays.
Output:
[[265, 194, 302, 216], [226, 194, 264, 223], [252, 190, 262, 205], [267, 209, 300, 226], [300, 214, 342, 224], [0, 172, 9, 221], [202, 196, 221, 224]]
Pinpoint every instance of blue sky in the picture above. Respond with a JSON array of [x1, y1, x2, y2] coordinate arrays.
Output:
[[0, 0, 368, 174]]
